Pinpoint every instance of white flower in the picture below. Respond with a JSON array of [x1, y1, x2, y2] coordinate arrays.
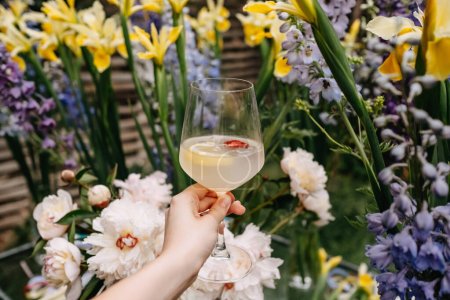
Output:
[[281, 148, 334, 227], [33, 190, 77, 240], [43, 237, 82, 286], [84, 198, 165, 285], [309, 77, 341, 104], [186, 224, 283, 300], [114, 171, 172, 208], [88, 185, 111, 207], [222, 224, 283, 300], [281, 148, 327, 196], [302, 190, 334, 227]]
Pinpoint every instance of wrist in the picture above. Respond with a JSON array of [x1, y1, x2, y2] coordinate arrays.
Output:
[[158, 248, 204, 279]]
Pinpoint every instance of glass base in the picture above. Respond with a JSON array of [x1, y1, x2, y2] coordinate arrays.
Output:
[[197, 245, 253, 283]]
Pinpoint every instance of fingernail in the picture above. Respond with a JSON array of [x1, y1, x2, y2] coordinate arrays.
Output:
[[221, 196, 231, 208]]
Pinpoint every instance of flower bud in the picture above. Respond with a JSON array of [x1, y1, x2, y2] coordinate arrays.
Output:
[[391, 144, 406, 161], [60, 170, 75, 183], [429, 119, 444, 132], [432, 179, 449, 198], [422, 162, 437, 180], [441, 126, 450, 139], [437, 162, 450, 174], [410, 108, 429, 122], [381, 129, 395, 140], [395, 104, 407, 113], [379, 168, 394, 185], [88, 185, 111, 208], [278, 12, 289, 21], [280, 22, 290, 33], [381, 208, 399, 230], [374, 116, 387, 127]]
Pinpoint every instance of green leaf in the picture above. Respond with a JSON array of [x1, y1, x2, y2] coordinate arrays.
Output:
[[57, 209, 98, 225], [30, 239, 46, 257], [106, 164, 118, 186], [282, 127, 317, 142], [76, 167, 92, 181], [79, 277, 103, 300], [78, 173, 98, 186], [68, 221, 75, 243]]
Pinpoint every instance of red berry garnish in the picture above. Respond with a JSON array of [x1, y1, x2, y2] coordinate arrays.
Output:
[[224, 139, 249, 149]]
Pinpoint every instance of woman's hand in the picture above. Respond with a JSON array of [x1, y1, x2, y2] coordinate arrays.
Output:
[[161, 184, 246, 276], [94, 184, 246, 300]]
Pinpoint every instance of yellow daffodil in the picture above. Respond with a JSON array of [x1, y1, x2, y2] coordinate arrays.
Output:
[[189, 0, 230, 50], [244, 0, 316, 25], [356, 264, 378, 298], [168, 0, 189, 14], [422, 0, 450, 80], [236, 7, 275, 47], [367, 14, 423, 81], [42, 0, 77, 24], [0, 25, 32, 69], [107, 0, 163, 17], [39, 0, 81, 57], [133, 24, 182, 66], [8, 0, 27, 21], [318, 248, 342, 275], [74, 1, 127, 72]]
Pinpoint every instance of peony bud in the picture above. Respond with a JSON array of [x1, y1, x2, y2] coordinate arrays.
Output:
[[88, 185, 111, 208], [61, 170, 75, 183]]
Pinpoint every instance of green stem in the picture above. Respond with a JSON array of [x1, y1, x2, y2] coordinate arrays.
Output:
[[173, 12, 188, 109], [269, 210, 300, 235], [311, 276, 327, 300], [120, 14, 165, 170], [154, 65, 186, 191], [247, 186, 290, 217], [26, 50, 68, 127], [311, 3, 391, 211], [305, 110, 350, 152], [255, 40, 275, 103]]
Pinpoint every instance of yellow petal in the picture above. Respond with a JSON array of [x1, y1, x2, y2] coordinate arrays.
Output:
[[378, 51, 403, 81], [12, 55, 26, 71], [243, 1, 276, 14], [292, 0, 316, 24], [137, 52, 155, 60], [38, 45, 59, 62], [366, 16, 415, 40], [274, 56, 292, 77], [216, 20, 230, 32], [168, 26, 183, 43], [117, 43, 128, 59], [93, 50, 111, 73], [426, 38, 450, 80]]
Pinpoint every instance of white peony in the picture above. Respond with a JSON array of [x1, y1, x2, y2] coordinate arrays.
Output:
[[87, 185, 111, 208], [43, 237, 82, 286], [33, 190, 77, 240], [114, 171, 172, 208], [222, 224, 283, 300], [281, 148, 334, 227], [280, 148, 327, 196], [182, 224, 283, 300], [302, 190, 334, 227], [84, 197, 165, 285]]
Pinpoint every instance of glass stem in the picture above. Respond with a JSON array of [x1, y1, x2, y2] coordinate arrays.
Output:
[[211, 193, 230, 259], [211, 221, 230, 259]]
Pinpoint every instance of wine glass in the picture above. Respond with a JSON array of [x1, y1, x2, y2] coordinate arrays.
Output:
[[179, 78, 265, 283]]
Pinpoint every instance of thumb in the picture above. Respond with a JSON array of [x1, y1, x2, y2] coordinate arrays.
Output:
[[205, 194, 232, 225]]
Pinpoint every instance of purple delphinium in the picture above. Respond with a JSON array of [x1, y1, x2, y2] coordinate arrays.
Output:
[[0, 44, 76, 169], [374, 0, 423, 17]]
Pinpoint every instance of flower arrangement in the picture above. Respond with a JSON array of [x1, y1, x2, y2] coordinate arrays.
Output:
[[1, 0, 450, 299]]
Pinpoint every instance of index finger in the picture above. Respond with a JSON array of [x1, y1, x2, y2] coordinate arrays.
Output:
[[183, 183, 210, 200]]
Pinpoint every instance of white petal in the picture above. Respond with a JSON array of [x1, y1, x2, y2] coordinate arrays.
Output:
[[366, 16, 415, 40]]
